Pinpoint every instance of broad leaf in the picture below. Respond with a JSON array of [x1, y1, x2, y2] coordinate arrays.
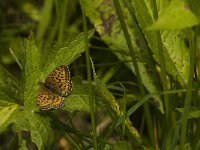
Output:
[[81, 0, 164, 113]]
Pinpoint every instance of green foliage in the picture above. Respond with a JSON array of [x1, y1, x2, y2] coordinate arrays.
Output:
[[1, 0, 200, 149], [176, 108, 200, 119], [92, 60, 142, 146], [0, 32, 97, 149], [147, 0, 200, 30]]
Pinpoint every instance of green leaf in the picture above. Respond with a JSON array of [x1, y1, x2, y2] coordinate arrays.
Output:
[[161, 30, 190, 85], [0, 66, 19, 132], [147, 0, 200, 30], [91, 60, 142, 147], [22, 34, 42, 110], [42, 30, 94, 78], [82, 0, 164, 113], [63, 77, 102, 112], [0, 65, 20, 132], [0, 65, 19, 102], [132, 0, 190, 85], [22, 31, 95, 111], [0, 103, 19, 132], [12, 110, 51, 150], [11, 31, 95, 149], [11, 34, 50, 149], [176, 108, 200, 119]]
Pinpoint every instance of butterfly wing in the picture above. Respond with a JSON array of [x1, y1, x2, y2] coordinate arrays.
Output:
[[37, 85, 64, 110], [45, 65, 72, 97]]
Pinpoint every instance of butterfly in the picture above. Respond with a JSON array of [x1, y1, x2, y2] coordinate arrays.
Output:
[[37, 65, 72, 110]]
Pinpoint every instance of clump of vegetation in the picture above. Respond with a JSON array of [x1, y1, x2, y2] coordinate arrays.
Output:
[[1, 0, 200, 149]]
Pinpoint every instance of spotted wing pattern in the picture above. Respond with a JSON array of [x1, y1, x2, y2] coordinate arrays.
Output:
[[45, 65, 72, 96], [36, 65, 72, 110], [37, 85, 64, 110]]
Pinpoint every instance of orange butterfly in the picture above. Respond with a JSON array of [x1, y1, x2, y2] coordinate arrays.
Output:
[[37, 65, 72, 110]]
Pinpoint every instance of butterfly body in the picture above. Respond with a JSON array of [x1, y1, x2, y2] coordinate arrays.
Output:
[[37, 65, 72, 110]]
